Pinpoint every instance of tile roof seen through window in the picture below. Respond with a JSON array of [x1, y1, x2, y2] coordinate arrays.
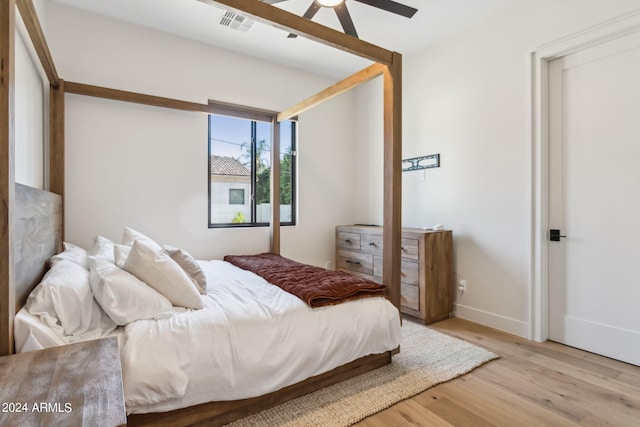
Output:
[[210, 156, 250, 176]]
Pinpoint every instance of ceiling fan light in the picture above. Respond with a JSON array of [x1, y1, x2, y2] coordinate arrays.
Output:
[[316, 0, 345, 7]]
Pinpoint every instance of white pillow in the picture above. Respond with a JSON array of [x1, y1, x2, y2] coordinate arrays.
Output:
[[88, 236, 116, 263], [163, 245, 207, 295], [51, 242, 88, 268], [123, 240, 203, 309], [121, 226, 162, 250], [26, 259, 116, 338], [89, 258, 174, 325], [113, 244, 131, 268]]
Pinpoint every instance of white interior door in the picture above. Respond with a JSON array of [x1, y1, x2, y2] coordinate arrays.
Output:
[[548, 30, 640, 366]]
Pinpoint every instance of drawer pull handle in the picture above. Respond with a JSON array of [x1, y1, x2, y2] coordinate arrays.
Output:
[[346, 260, 361, 265], [345, 239, 352, 244], [368, 242, 376, 247]]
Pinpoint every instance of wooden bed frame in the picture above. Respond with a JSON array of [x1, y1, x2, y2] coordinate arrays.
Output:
[[1, 0, 403, 425]]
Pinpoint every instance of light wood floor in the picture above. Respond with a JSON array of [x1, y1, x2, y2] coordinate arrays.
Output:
[[356, 317, 640, 427]]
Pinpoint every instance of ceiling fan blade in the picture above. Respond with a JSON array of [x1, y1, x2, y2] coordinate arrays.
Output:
[[288, 1, 321, 38], [302, 1, 322, 19], [335, 3, 358, 38], [354, 0, 417, 18]]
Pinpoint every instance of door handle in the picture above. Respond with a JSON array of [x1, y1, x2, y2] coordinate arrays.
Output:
[[549, 229, 567, 242]]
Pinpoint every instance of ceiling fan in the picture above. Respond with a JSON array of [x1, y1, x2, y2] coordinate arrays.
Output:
[[264, 0, 418, 39]]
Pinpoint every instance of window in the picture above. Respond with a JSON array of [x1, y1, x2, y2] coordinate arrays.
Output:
[[228, 189, 245, 205], [208, 105, 297, 228]]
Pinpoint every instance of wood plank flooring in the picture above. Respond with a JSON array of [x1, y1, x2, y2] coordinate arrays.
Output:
[[356, 317, 640, 427]]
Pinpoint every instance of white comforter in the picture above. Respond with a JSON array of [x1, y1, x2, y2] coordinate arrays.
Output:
[[16, 260, 402, 414]]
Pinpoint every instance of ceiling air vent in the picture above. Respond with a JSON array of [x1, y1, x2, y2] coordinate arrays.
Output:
[[218, 10, 255, 32]]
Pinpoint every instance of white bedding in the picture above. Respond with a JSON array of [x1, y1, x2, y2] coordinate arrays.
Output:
[[15, 259, 401, 414]]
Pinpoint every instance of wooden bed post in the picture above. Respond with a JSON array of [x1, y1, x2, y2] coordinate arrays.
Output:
[[50, 80, 65, 199], [270, 118, 281, 254], [49, 80, 64, 240], [383, 52, 402, 313], [0, 0, 16, 356]]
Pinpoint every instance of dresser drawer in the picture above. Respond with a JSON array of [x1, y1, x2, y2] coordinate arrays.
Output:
[[362, 237, 418, 260], [338, 232, 361, 250], [337, 250, 373, 275], [401, 283, 420, 311], [361, 234, 383, 254], [400, 259, 419, 285], [344, 265, 419, 311], [373, 256, 419, 285], [400, 238, 419, 260]]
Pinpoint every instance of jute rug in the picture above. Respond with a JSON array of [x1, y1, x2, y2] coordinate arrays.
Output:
[[226, 320, 498, 427]]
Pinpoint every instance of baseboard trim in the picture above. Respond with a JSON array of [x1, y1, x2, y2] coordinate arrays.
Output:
[[455, 304, 529, 338], [553, 315, 640, 366]]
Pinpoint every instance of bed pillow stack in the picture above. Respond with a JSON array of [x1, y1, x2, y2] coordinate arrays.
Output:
[[26, 244, 117, 341], [121, 228, 203, 305], [90, 227, 204, 313], [27, 228, 207, 335], [84, 235, 179, 326], [88, 257, 174, 325], [119, 227, 207, 295], [122, 239, 203, 309]]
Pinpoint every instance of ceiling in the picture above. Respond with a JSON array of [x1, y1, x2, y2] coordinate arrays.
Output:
[[49, 0, 522, 79]]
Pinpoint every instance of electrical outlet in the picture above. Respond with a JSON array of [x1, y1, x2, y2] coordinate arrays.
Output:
[[324, 260, 331, 270], [458, 279, 467, 293]]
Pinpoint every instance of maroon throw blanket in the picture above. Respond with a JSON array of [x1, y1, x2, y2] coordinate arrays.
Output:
[[224, 253, 386, 307]]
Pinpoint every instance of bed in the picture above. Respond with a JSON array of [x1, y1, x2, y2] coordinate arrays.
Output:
[[14, 231, 401, 421], [2, 0, 403, 425]]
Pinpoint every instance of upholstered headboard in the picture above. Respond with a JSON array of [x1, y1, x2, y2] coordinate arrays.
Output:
[[14, 183, 63, 311]]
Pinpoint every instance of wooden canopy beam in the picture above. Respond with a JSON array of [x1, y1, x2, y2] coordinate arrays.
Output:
[[16, 0, 59, 88], [278, 62, 385, 121], [65, 81, 211, 114], [209, 0, 393, 65], [1, 0, 16, 356], [383, 52, 402, 313]]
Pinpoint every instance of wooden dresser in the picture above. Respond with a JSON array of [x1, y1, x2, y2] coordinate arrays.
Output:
[[336, 225, 454, 324], [0, 337, 126, 427]]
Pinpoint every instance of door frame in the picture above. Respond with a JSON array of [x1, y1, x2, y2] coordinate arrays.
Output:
[[530, 9, 640, 342]]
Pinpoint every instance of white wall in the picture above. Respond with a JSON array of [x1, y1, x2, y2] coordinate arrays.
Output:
[[353, 77, 383, 225], [355, 0, 640, 337], [47, 3, 359, 266], [15, 19, 45, 189]]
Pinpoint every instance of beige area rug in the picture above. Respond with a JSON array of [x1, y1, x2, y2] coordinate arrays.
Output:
[[226, 320, 498, 427]]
